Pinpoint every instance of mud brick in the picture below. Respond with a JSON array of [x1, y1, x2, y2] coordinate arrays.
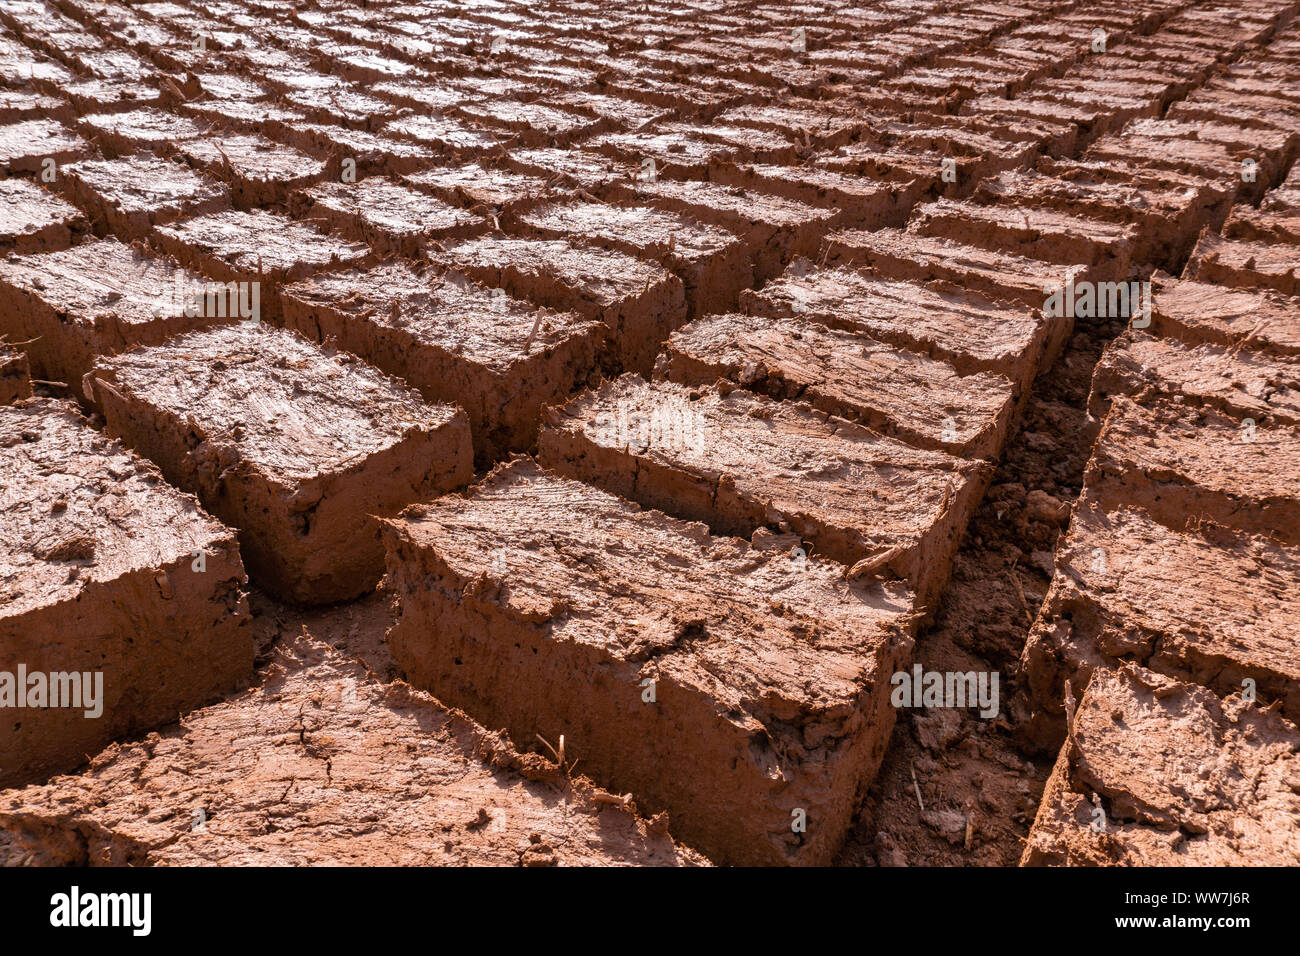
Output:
[[287, 123, 437, 177], [0, 341, 30, 404], [0, 239, 227, 388], [0, 119, 92, 175], [59, 153, 229, 243], [743, 267, 1051, 398], [605, 178, 837, 283], [874, 116, 1042, 180], [283, 85, 406, 131], [0, 90, 71, 124], [1090, 330, 1300, 428], [1086, 134, 1262, 199], [824, 227, 1081, 364], [549, 90, 668, 130], [153, 209, 371, 323], [657, 312, 1016, 460], [84, 324, 473, 604], [1086, 394, 1300, 545], [382, 458, 917, 866], [589, 129, 739, 180], [455, 100, 598, 146], [911, 200, 1137, 282], [298, 179, 486, 257], [515, 200, 752, 318], [1019, 497, 1300, 738], [280, 262, 602, 463], [76, 109, 205, 158], [712, 103, 866, 150], [175, 133, 326, 209], [1122, 116, 1296, 171], [708, 161, 914, 229], [962, 95, 1105, 150], [539, 375, 989, 609], [1169, 91, 1300, 140], [0, 398, 251, 788], [1149, 276, 1300, 357], [382, 114, 505, 155], [435, 235, 685, 374], [403, 162, 552, 213], [1224, 205, 1300, 245], [1022, 666, 1300, 866], [0, 179, 87, 255], [974, 165, 1219, 270], [1184, 230, 1300, 298], [502, 147, 628, 191], [0, 631, 702, 865]]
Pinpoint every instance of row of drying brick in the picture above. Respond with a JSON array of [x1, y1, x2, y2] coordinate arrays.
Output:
[[0, 402, 699, 864], [1016, 155, 1300, 862]]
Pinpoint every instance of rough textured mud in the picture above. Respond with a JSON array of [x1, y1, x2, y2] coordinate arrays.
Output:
[[60, 153, 231, 242], [2, 0, 1297, 869], [85, 324, 473, 604], [0, 238, 228, 388], [437, 235, 686, 374], [658, 312, 1016, 459], [0, 631, 703, 866], [0, 399, 251, 789], [1022, 666, 1300, 866], [383, 459, 916, 865], [0, 178, 87, 254], [539, 374, 989, 610], [280, 262, 603, 464]]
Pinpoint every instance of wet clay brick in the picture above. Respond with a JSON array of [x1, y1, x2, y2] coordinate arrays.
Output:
[[1089, 330, 1300, 428], [1020, 497, 1300, 737], [59, 153, 230, 243], [539, 374, 989, 610], [152, 209, 371, 322], [1224, 205, 1300, 245], [403, 162, 552, 213], [176, 133, 327, 209], [76, 108, 205, 158], [0, 239, 228, 389], [435, 235, 685, 374], [0, 119, 92, 175], [708, 161, 914, 230], [298, 179, 486, 257], [0, 631, 702, 865], [280, 262, 603, 464], [0, 178, 87, 254], [1022, 666, 1300, 866], [1185, 230, 1300, 297], [658, 311, 1017, 460], [1149, 276, 1300, 357], [1085, 394, 1300, 545], [516, 200, 752, 317], [605, 177, 838, 283], [743, 266, 1052, 397], [0, 398, 251, 788], [84, 324, 473, 604], [382, 458, 917, 866], [911, 200, 1138, 282]]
